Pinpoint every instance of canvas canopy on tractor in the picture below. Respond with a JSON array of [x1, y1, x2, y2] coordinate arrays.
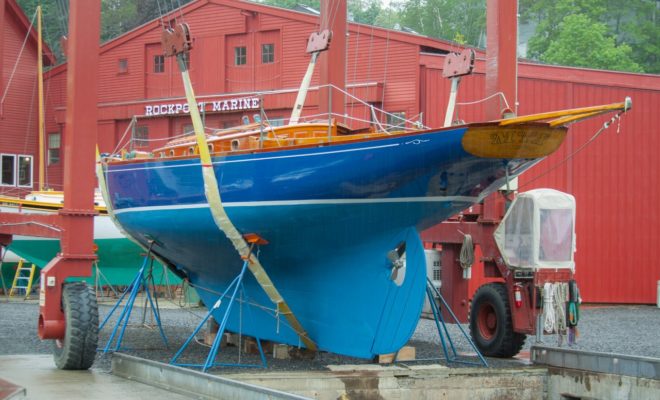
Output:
[[494, 189, 576, 270]]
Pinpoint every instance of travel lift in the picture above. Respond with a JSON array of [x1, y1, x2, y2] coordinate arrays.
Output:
[[0, 1, 101, 370], [431, 3, 631, 354]]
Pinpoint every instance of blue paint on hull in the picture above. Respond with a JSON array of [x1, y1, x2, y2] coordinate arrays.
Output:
[[105, 127, 538, 358]]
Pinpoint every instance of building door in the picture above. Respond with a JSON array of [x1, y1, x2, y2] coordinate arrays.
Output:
[[255, 30, 281, 91], [146, 43, 170, 98], [226, 33, 253, 93]]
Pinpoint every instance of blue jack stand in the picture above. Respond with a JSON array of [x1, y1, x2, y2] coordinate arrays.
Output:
[[420, 278, 488, 367], [170, 257, 267, 371], [100, 242, 168, 353]]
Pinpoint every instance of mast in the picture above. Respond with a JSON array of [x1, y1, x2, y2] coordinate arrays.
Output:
[[318, 0, 346, 123], [485, 0, 518, 120], [37, 5, 44, 191]]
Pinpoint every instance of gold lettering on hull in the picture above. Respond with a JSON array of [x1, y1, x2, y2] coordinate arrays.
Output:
[[462, 125, 567, 159]]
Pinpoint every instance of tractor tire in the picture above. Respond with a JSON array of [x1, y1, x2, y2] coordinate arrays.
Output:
[[53, 282, 99, 370], [469, 283, 525, 358]]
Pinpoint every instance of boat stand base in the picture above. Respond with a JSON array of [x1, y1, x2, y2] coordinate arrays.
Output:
[[99, 244, 168, 353], [170, 259, 267, 371]]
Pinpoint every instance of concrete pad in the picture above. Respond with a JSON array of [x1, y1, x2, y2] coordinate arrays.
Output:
[[0, 355, 189, 400]]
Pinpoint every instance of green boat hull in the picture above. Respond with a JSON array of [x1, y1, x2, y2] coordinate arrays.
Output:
[[8, 238, 181, 286]]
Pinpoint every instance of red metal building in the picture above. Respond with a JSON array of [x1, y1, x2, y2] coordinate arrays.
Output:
[[7, 0, 660, 303], [0, 0, 54, 194]]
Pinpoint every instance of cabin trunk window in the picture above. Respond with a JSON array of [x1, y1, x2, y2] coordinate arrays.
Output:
[[18, 155, 33, 187], [261, 43, 274, 64], [1, 154, 16, 186], [235, 46, 247, 65], [48, 133, 61, 165], [133, 126, 149, 148], [154, 55, 165, 73]]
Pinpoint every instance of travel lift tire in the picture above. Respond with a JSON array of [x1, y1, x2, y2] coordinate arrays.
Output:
[[53, 282, 99, 370], [469, 282, 526, 358]]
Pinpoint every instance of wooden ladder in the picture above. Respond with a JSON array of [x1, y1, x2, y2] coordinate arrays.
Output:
[[9, 260, 38, 299]]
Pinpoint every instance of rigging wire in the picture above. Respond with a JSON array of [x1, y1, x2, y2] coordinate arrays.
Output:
[[155, 0, 166, 28], [519, 111, 626, 190], [23, 73, 38, 158], [175, 0, 187, 24], [365, 23, 375, 126], [53, 0, 67, 36], [380, 30, 390, 112], [0, 9, 38, 111], [41, 14, 57, 190], [349, 13, 361, 129]]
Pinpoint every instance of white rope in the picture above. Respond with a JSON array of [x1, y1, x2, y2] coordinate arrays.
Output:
[[111, 118, 137, 155], [459, 234, 474, 279], [543, 282, 569, 335], [553, 282, 568, 334], [326, 84, 429, 130], [543, 282, 555, 333], [459, 234, 474, 270], [456, 91, 511, 111]]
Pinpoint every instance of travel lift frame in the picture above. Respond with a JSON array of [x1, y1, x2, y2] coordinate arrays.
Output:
[[429, 0, 626, 358], [0, 0, 101, 370], [426, 0, 572, 358]]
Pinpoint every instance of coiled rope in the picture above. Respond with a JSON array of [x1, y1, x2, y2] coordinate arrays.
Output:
[[459, 234, 474, 270], [543, 282, 569, 334]]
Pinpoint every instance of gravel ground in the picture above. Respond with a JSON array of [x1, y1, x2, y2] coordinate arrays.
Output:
[[1, 297, 658, 375]]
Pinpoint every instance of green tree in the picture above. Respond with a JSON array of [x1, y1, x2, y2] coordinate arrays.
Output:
[[349, 0, 386, 26], [101, 0, 138, 42], [260, 0, 320, 9], [618, 0, 659, 73], [16, 0, 68, 62], [397, 0, 486, 46], [521, 0, 606, 60], [541, 14, 643, 72], [521, 0, 658, 73], [259, 0, 396, 27]]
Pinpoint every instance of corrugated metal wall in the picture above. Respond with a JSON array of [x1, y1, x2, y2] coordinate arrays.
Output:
[[522, 83, 660, 303]]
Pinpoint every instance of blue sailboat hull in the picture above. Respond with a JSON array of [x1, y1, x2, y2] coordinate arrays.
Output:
[[105, 127, 538, 358]]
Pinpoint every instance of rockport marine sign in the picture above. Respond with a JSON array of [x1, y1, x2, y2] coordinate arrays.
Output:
[[145, 97, 260, 116]]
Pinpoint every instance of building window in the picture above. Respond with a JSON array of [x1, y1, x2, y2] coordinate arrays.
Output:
[[1, 154, 16, 186], [154, 55, 165, 73], [48, 133, 61, 165], [118, 58, 128, 74], [182, 124, 194, 135], [133, 126, 149, 148], [234, 46, 247, 65], [261, 43, 274, 64], [386, 111, 406, 132], [18, 155, 33, 187]]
